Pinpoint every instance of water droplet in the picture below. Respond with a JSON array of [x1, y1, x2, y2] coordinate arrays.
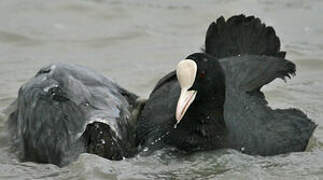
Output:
[[101, 139, 106, 144], [241, 147, 245, 151]]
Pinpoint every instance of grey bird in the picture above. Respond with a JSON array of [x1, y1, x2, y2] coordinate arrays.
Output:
[[6, 63, 144, 166]]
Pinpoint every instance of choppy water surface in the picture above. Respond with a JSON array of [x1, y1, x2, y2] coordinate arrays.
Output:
[[0, 0, 323, 179]]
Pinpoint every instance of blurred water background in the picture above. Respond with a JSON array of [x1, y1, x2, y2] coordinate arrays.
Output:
[[0, 0, 323, 179]]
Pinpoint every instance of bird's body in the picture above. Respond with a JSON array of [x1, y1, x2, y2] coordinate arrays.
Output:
[[136, 15, 316, 155], [7, 63, 141, 166], [221, 55, 315, 155], [6, 14, 317, 166]]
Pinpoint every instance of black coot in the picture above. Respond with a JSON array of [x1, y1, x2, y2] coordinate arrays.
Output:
[[6, 63, 143, 166], [136, 15, 316, 155]]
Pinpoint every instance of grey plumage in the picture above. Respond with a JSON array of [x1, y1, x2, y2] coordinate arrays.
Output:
[[7, 63, 139, 166], [220, 55, 316, 155]]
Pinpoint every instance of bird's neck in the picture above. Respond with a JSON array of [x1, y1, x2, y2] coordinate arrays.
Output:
[[190, 90, 225, 124], [181, 93, 226, 130], [191, 104, 225, 127], [170, 101, 227, 151]]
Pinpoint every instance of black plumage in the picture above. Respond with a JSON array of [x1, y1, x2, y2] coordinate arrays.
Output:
[[136, 14, 316, 155]]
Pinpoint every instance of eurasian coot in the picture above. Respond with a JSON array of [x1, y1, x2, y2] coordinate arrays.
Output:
[[136, 15, 316, 155], [7, 63, 143, 166]]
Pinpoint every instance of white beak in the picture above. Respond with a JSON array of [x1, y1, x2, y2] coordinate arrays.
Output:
[[175, 59, 197, 127]]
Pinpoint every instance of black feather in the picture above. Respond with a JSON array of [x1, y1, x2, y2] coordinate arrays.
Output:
[[204, 14, 285, 58]]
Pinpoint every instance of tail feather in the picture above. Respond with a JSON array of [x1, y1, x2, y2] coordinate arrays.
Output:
[[204, 14, 285, 58]]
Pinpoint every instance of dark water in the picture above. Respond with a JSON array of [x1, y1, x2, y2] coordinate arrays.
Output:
[[0, 0, 323, 179]]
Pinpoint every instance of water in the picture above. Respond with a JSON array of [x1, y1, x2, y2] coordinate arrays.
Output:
[[0, 0, 323, 179]]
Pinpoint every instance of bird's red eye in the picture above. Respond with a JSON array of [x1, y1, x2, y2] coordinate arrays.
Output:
[[199, 71, 206, 78]]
